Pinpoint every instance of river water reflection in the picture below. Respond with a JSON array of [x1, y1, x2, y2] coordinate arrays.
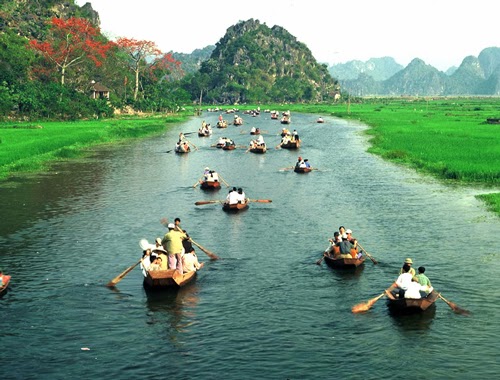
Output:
[[0, 112, 499, 379]]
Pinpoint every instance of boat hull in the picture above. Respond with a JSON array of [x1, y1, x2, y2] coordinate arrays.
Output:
[[0, 275, 12, 297], [222, 202, 249, 212], [294, 167, 312, 173], [281, 141, 300, 149], [386, 290, 439, 315], [324, 255, 365, 269], [200, 181, 221, 190], [249, 146, 266, 154], [143, 269, 196, 290]]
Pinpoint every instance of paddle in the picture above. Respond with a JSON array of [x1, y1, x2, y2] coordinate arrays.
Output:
[[316, 242, 332, 265], [279, 167, 294, 171], [195, 200, 224, 206], [217, 173, 230, 187], [351, 291, 387, 313], [187, 140, 199, 150], [357, 243, 378, 264], [107, 259, 141, 287], [190, 239, 220, 260], [275, 143, 282, 149], [437, 293, 470, 315], [248, 199, 272, 203], [193, 177, 203, 188], [160, 218, 220, 260]]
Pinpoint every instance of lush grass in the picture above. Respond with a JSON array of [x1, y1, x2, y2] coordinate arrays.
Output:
[[0, 114, 190, 179], [238, 99, 500, 216]]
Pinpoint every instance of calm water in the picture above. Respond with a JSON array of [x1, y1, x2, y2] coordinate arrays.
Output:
[[1, 112, 499, 379]]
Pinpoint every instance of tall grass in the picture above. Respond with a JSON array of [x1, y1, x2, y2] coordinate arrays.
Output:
[[0, 115, 189, 179]]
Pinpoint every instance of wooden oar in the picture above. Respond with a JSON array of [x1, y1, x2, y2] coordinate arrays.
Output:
[[193, 177, 203, 188], [248, 199, 272, 203], [218, 174, 230, 187], [187, 140, 199, 150], [106, 259, 141, 287], [190, 239, 220, 260], [351, 291, 387, 313], [275, 143, 282, 149], [357, 243, 378, 264], [438, 293, 470, 315], [195, 200, 224, 206], [316, 242, 332, 265], [279, 167, 294, 171]]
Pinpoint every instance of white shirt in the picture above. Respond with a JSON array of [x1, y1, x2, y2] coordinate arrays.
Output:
[[182, 253, 202, 273], [404, 281, 426, 299], [396, 272, 413, 290]]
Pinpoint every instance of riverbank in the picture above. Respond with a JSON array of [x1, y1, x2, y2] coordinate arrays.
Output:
[[253, 99, 500, 216], [0, 112, 192, 180]]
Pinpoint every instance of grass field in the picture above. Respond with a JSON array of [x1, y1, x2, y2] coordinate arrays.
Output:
[[0, 114, 190, 180]]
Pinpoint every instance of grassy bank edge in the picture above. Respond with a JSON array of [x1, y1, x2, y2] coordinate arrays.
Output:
[[0, 112, 192, 180]]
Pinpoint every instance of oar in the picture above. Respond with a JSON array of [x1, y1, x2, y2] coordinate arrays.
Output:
[[190, 239, 220, 260], [106, 259, 141, 287], [351, 291, 388, 313], [357, 243, 378, 264], [248, 199, 272, 203], [316, 242, 332, 265], [187, 140, 199, 150], [279, 167, 294, 171], [193, 178, 203, 188], [195, 200, 224, 206], [218, 174, 230, 187], [275, 143, 282, 149], [438, 293, 470, 315]]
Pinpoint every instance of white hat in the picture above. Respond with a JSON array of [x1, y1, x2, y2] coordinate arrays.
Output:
[[155, 237, 162, 245], [346, 229, 352, 234], [205, 167, 209, 170], [153, 246, 167, 253], [167, 223, 175, 229]]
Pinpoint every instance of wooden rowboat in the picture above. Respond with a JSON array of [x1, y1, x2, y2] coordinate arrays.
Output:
[[294, 166, 312, 173], [143, 269, 196, 291], [222, 142, 236, 150], [222, 201, 249, 212], [0, 275, 11, 297], [200, 180, 221, 190], [324, 254, 365, 269], [216, 120, 228, 128], [386, 290, 439, 315], [175, 143, 191, 153], [249, 145, 266, 154], [281, 140, 300, 149]]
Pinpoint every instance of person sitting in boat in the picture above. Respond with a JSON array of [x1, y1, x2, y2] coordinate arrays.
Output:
[[250, 126, 256, 134], [295, 156, 304, 168], [153, 246, 168, 270], [337, 235, 356, 258], [326, 232, 341, 258], [416, 266, 432, 291], [256, 135, 265, 146], [317, 117, 324, 123], [236, 188, 246, 203], [178, 132, 185, 143], [399, 258, 416, 276], [292, 129, 299, 141], [226, 187, 240, 205], [148, 256, 162, 271], [182, 251, 204, 273], [344, 229, 361, 258], [209, 170, 219, 182], [404, 277, 432, 299], [304, 159, 311, 168], [387, 263, 413, 299]]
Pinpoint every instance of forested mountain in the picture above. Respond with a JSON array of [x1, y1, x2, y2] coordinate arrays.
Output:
[[172, 46, 214, 75], [180, 19, 340, 104]]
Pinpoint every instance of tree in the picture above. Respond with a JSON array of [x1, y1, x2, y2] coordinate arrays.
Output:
[[115, 38, 160, 101], [29, 17, 114, 86]]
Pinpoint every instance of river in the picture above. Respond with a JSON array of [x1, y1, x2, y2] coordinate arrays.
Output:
[[0, 111, 499, 379]]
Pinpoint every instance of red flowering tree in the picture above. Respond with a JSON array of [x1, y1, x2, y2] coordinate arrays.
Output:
[[29, 17, 114, 86], [116, 38, 182, 101]]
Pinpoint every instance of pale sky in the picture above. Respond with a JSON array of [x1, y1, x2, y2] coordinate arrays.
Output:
[[75, 0, 498, 71]]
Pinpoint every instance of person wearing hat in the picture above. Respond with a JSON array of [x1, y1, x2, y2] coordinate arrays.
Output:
[[152, 246, 168, 270], [399, 258, 416, 276], [162, 223, 187, 273]]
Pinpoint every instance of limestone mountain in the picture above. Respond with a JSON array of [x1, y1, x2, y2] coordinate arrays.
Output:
[[184, 19, 339, 104], [329, 57, 403, 81]]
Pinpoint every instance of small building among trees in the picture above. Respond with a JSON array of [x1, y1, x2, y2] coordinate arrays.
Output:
[[90, 82, 111, 99]]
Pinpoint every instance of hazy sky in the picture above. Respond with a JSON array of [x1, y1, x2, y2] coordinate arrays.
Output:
[[75, 0, 498, 71]]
